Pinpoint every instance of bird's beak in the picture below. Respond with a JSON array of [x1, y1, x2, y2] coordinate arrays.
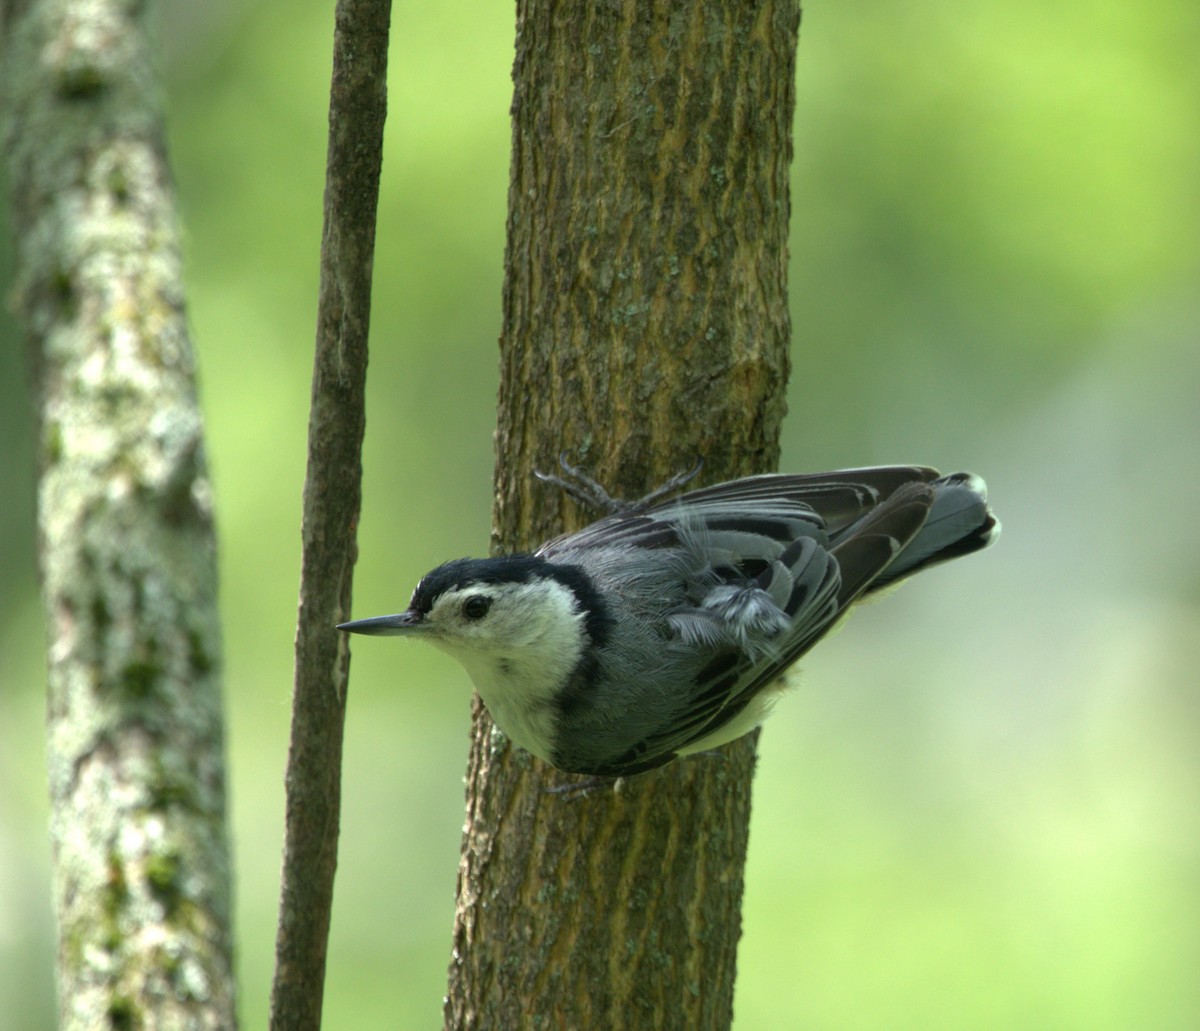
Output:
[[337, 610, 427, 636]]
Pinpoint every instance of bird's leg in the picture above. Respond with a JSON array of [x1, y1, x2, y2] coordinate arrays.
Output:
[[535, 452, 704, 515], [627, 456, 706, 511], [534, 453, 622, 513]]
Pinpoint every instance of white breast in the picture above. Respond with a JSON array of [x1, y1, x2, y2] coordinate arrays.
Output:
[[430, 578, 587, 764]]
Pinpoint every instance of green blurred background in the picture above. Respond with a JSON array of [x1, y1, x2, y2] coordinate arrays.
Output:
[[2, 1, 1197, 1027]]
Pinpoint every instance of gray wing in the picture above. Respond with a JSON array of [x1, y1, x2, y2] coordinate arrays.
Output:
[[538, 465, 940, 556], [538, 468, 942, 775]]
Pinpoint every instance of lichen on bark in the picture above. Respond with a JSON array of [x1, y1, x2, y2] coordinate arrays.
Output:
[[2, 0, 237, 1027]]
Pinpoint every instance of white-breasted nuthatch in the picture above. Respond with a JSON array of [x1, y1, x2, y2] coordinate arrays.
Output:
[[339, 464, 998, 777]]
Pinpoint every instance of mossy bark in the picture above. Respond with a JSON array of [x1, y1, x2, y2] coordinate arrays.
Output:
[[2, 0, 237, 1027], [446, 2, 800, 1029]]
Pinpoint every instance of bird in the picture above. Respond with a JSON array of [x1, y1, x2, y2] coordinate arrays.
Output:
[[338, 462, 999, 778]]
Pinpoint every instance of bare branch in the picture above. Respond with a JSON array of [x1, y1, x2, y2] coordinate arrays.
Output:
[[268, 0, 392, 1028]]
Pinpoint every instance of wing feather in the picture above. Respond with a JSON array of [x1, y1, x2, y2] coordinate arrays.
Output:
[[541, 468, 954, 775]]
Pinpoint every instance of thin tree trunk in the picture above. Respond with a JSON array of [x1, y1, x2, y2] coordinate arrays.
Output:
[[269, 0, 391, 1027], [446, 2, 799, 1028], [2, 1, 236, 1028]]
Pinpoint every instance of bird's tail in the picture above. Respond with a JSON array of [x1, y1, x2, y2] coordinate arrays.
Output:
[[865, 472, 999, 592]]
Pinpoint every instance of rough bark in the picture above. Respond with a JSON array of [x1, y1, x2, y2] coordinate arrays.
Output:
[[1, 0, 236, 1027], [445, 2, 799, 1029], [268, 0, 391, 1028]]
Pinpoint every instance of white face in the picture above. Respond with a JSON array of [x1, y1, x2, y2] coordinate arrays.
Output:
[[415, 576, 588, 764], [420, 579, 583, 654]]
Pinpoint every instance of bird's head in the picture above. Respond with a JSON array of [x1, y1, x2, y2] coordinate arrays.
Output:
[[338, 555, 601, 662]]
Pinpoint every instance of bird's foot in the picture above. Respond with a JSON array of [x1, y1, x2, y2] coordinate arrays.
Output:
[[535, 452, 704, 515]]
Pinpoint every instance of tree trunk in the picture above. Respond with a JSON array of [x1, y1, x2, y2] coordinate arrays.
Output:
[[2, 1, 237, 1028], [269, 0, 390, 1027], [445, 2, 799, 1029]]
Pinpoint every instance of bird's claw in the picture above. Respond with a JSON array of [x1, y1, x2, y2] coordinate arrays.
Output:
[[534, 452, 704, 515]]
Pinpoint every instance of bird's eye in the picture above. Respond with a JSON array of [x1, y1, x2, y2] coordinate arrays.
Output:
[[462, 595, 492, 621]]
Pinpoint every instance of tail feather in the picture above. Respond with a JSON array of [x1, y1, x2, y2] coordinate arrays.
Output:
[[830, 482, 935, 602], [866, 472, 999, 592]]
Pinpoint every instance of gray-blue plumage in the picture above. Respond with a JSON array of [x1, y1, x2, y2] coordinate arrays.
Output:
[[339, 466, 999, 777]]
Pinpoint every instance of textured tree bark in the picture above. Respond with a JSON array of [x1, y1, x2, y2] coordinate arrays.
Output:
[[445, 2, 799, 1029], [2, 1, 236, 1028]]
